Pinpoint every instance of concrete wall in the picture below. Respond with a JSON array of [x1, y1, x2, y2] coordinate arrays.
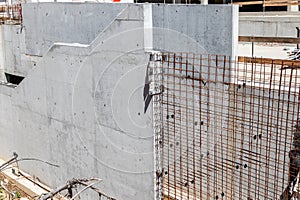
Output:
[[1, 5, 154, 200], [1, 3, 127, 77], [22, 3, 128, 56], [159, 55, 298, 199], [0, 3, 238, 200], [239, 12, 300, 37], [1, 25, 40, 77], [152, 4, 238, 56], [22, 3, 238, 57], [1, 3, 238, 78]]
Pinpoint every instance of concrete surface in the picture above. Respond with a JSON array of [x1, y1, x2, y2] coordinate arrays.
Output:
[[1, 25, 38, 77], [2, 3, 238, 78], [152, 4, 239, 56], [239, 12, 300, 37], [238, 42, 296, 59], [0, 26, 5, 81], [0, 3, 238, 200], [22, 3, 128, 56]]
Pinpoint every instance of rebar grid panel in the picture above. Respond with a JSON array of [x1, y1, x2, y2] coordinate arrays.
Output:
[[152, 52, 300, 200]]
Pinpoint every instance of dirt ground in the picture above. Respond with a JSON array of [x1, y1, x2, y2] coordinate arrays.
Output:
[[0, 173, 32, 200]]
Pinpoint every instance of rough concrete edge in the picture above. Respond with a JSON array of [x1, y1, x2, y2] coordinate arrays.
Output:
[[232, 4, 239, 60], [143, 3, 153, 52]]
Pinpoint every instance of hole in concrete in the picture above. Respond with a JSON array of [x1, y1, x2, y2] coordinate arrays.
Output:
[[238, 84, 241, 89], [216, 195, 219, 199], [221, 192, 225, 197], [184, 182, 188, 187], [166, 115, 169, 119], [170, 144, 173, 147], [104, 104, 106, 107], [46, 13, 48, 16], [243, 82, 246, 87], [253, 135, 257, 140], [165, 171, 168, 175], [176, 142, 179, 146], [171, 114, 174, 118], [258, 134, 262, 139], [244, 164, 248, 168], [138, 112, 140, 116], [190, 180, 194, 184], [200, 121, 204, 125], [33, 63, 36, 66], [236, 165, 239, 169], [194, 121, 198, 126], [5, 73, 24, 85]]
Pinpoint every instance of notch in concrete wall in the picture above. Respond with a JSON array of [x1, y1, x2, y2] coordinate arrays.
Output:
[[5, 72, 24, 85]]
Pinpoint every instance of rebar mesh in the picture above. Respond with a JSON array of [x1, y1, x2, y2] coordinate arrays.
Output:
[[153, 53, 300, 200]]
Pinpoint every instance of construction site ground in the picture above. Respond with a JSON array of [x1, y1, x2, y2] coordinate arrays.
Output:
[[0, 173, 31, 200], [238, 42, 297, 59]]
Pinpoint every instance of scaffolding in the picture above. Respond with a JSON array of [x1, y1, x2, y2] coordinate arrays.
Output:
[[152, 53, 300, 199]]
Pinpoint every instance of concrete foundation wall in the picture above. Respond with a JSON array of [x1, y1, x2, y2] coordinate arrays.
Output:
[[0, 3, 238, 200], [152, 4, 238, 56], [1, 25, 40, 77], [0, 24, 41, 78], [239, 13, 300, 37], [22, 3, 128, 56], [2, 3, 238, 78]]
